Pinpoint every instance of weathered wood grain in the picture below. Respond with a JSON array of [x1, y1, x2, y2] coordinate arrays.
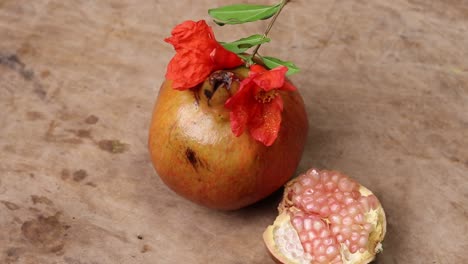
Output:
[[0, 0, 467, 263]]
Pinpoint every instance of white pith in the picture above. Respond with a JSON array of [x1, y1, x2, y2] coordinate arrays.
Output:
[[274, 217, 314, 264]]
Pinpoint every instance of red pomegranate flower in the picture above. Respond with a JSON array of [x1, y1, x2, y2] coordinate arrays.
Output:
[[225, 64, 296, 146], [165, 20, 243, 90]]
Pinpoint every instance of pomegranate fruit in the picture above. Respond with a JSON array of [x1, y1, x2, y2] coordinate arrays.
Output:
[[263, 168, 386, 263], [148, 67, 308, 210]]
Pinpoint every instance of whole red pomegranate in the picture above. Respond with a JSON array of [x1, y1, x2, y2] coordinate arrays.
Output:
[[149, 66, 308, 210], [263, 168, 386, 264], [148, 20, 308, 210]]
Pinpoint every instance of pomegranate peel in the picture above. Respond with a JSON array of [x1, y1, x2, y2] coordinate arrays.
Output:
[[263, 169, 386, 264], [148, 68, 308, 210]]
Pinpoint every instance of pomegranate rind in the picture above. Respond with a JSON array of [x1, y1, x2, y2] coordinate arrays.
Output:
[[148, 67, 308, 210], [264, 178, 386, 264]]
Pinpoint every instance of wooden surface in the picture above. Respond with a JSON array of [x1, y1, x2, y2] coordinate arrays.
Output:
[[1, 0, 467, 263]]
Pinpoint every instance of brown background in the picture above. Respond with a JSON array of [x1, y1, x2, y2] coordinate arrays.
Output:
[[1, 0, 467, 263]]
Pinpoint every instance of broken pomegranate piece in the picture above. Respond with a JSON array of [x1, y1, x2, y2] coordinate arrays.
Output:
[[263, 169, 386, 264]]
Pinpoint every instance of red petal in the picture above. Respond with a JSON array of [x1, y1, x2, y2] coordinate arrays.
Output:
[[281, 80, 297, 91], [249, 64, 268, 74], [165, 50, 213, 90], [252, 66, 288, 91], [211, 44, 244, 70], [274, 94, 284, 111], [249, 96, 283, 146], [165, 20, 215, 52], [165, 20, 244, 91], [225, 80, 257, 136], [228, 105, 249, 136]]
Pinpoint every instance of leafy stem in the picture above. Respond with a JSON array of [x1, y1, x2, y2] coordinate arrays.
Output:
[[209, 0, 299, 74], [250, 0, 290, 62]]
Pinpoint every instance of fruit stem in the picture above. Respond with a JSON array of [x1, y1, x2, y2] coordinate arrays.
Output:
[[250, 0, 290, 63]]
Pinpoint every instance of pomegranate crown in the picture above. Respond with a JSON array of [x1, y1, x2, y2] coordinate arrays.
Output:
[[164, 0, 300, 146]]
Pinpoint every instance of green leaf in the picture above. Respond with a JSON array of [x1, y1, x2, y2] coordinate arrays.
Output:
[[220, 35, 270, 54], [208, 4, 281, 25], [261, 56, 300, 76]]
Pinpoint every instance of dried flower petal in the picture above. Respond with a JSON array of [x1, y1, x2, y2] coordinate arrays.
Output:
[[165, 49, 213, 90], [165, 20, 215, 52], [165, 20, 243, 90]]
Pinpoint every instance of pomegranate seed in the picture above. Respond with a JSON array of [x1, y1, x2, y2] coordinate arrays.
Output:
[[364, 223, 373, 232], [299, 231, 308, 242], [293, 195, 302, 205], [330, 203, 341, 213], [325, 181, 336, 191], [313, 220, 324, 231], [349, 244, 359, 253], [305, 202, 319, 213], [339, 209, 348, 217], [334, 192, 344, 201], [319, 229, 330, 238], [341, 226, 351, 238], [307, 169, 320, 181], [344, 240, 351, 248], [323, 237, 334, 246], [321, 172, 330, 183], [344, 196, 355, 205], [292, 183, 303, 194], [358, 236, 368, 247], [330, 214, 341, 224], [319, 206, 330, 217], [326, 245, 338, 256], [303, 242, 313, 253], [359, 197, 370, 212], [351, 191, 361, 199], [350, 232, 360, 242], [331, 225, 341, 234], [302, 195, 314, 204], [342, 216, 353, 226], [331, 173, 340, 183], [316, 245, 326, 255], [308, 231, 317, 240], [315, 196, 327, 205], [292, 216, 303, 229], [303, 218, 313, 230], [354, 213, 364, 224], [300, 176, 313, 186], [336, 234, 344, 243], [338, 178, 353, 192], [348, 204, 359, 215], [316, 255, 328, 263], [312, 238, 321, 248]]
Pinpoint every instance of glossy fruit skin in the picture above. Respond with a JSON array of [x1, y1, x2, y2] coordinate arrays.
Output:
[[148, 68, 308, 210]]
